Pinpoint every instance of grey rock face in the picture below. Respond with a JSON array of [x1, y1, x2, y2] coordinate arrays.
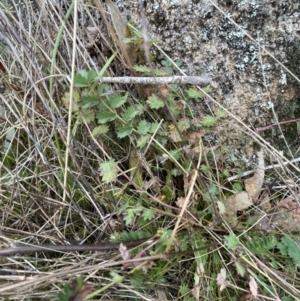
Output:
[[120, 0, 300, 156]]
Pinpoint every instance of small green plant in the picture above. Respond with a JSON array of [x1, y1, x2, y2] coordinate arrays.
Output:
[[277, 236, 300, 267], [58, 277, 91, 301]]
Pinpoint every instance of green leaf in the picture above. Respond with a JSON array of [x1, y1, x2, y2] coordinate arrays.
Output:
[[179, 284, 189, 296], [97, 83, 110, 95], [122, 106, 139, 121], [130, 270, 144, 289], [110, 271, 123, 282], [147, 94, 165, 109], [78, 108, 95, 123], [97, 111, 116, 124], [235, 261, 245, 277], [115, 202, 130, 215], [148, 121, 159, 134], [87, 69, 97, 82], [244, 234, 277, 256], [224, 234, 239, 250], [81, 94, 98, 105], [62, 90, 80, 111], [171, 168, 180, 176], [100, 159, 117, 183], [280, 237, 300, 265], [81, 94, 98, 109], [58, 277, 91, 301], [92, 125, 109, 137], [154, 68, 167, 76], [187, 87, 206, 98], [77, 69, 88, 78], [217, 201, 226, 214], [74, 73, 90, 87], [177, 119, 191, 132], [117, 126, 133, 138], [161, 184, 174, 202], [137, 120, 151, 135], [215, 109, 226, 118], [277, 242, 288, 256], [200, 164, 210, 174], [142, 209, 155, 221], [108, 93, 128, 109], [161, 59, 173, 75], [233, 182, 243, 192], [134, 65, 151, 75], [200, 115, 217, 127], [223, 169, 230, 177], [137, 134, 150, 148], [124, 208, 135, 225]]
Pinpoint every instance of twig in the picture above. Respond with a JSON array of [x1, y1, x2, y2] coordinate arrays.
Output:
[[256, 118, 300, 133], [0, 237, 153, 257], [227, 156, 300, 182], [99, 75, 212, 86]]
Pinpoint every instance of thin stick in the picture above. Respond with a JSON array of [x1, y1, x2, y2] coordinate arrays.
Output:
[[0, 238, 153, 257], [99, 75, 211, 86], [227, 157, 300, 182]]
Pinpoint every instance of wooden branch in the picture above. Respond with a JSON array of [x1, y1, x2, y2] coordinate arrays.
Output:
[[0, 237, 153, 256], [99, 75, 212, 86]]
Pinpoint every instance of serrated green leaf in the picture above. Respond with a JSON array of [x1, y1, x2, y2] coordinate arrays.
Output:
[[62, 90, 80, 111], [87, 69, 97, 82], [277, 242, 288, 256], [217, 201, 226, 214], [124, 209, 135, 225], [92, 125, 109, 137], [147, 94, 165, 109], [142, 209, 155, 221], [97, 83, 110, 95], [77, 69, 88, 78], [187, 87, 210, 98], [81, 94, 98, 109], [148, 121, 159, 133], [81, 95, 98, 104], [115, 202, 130, 215], [110, 271, 123, 282], [215, 109, 226, 118], [223, 169, 230, 177], [134, 65, 151, 75], [177, 119, 191, 131], [187, 87, 205, 98], [137, 120, 151, 135], [97, 111, 116, 124], [224, 234, 239, 250], [281, 237, 300, 264], [74, 72, 90, 87], [179, 284, 189, 296], [100, 159, 117, 183], [117, 126, 133, 138], [137, 134, 150, 148], [233, 182, 243, 192], [200, 164, 210, 173], [200, 115, 217, 127], [130, 270, 144, 288], [161, 184, 174, 202], [78, 108, 95, 123], [154, 68, 167, 76], [235, 261, 245, 277], [122, 106, 139, 121], [108, 93, 128, 109], [171, 168, 180, 176]]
